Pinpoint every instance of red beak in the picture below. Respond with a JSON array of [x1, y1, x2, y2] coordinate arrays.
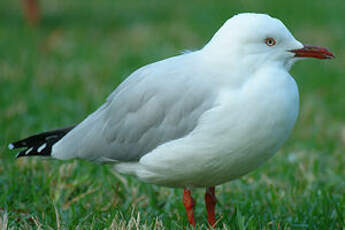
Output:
[[290, 44, 335, 59]]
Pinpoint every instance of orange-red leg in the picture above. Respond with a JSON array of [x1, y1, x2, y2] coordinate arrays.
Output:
[[183, 188, 196, 227], [205, 186, 217, 228]]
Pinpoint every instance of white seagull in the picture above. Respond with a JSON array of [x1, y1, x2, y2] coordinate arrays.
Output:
[[9, 13, 334, 228]]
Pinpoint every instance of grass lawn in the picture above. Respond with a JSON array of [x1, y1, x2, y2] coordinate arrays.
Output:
[[0, 0, 344, 229]]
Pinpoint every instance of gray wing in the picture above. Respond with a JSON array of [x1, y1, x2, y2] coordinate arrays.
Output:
[[52, 53, 217, 162]]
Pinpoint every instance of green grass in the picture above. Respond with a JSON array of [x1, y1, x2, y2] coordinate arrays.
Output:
[[1, 0, 344, 229]]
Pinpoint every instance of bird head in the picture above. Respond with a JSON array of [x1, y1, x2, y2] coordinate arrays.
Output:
[[203, 13, 334, 72]]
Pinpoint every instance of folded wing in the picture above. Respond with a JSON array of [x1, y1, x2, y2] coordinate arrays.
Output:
[[52, 53, 217, 162]]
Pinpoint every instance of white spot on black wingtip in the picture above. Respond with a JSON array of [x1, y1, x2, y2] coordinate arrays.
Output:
[[37, 143, 47, 153], [46, 135, 58, 141], [25, 147, 33, 155], [8, 144, 14, 150]]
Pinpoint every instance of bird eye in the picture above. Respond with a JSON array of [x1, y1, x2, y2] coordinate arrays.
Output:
[[265, 37, 276, 47]]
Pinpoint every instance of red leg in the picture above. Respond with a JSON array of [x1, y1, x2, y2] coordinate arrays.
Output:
[[183, 188, 196, 227], [205, 187, 217, 228]]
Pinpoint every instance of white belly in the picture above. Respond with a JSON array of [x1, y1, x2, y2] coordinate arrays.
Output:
[[115, 70, 299, 188]]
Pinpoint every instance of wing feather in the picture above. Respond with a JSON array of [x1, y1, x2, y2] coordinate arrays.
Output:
[[52, 52, 217, 162]]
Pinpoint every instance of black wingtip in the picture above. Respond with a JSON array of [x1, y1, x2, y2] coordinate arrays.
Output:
[[15, 146, 50, 158], [16, 150, 27, 158], [8, 141, 26, 150], [10, 143, 27, 159], [9, 125, 75, 158]]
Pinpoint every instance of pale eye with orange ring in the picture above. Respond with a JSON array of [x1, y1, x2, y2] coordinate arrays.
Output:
[[265, 37, 276, 47]]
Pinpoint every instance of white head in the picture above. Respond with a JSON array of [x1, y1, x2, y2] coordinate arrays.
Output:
[[203, 13, 334, 71]]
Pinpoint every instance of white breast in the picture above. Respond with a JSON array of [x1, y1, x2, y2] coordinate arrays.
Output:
[[204, 68, 299, 185]]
